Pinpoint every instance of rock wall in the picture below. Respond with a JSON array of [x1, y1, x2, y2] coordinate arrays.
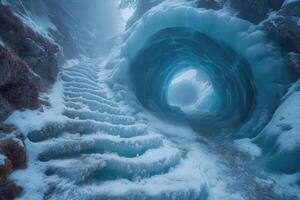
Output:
[[0, 5, 60, 198], [0, 46, 40, 121], [0, 5, 60, 87], [0, 4, 61, 122], [4, 0, 122, 59], [0, 125, 26, 199], [195, 0, 300, 77]]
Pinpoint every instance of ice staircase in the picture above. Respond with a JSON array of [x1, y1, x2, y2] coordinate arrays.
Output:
[[26, 60, 207, 200]]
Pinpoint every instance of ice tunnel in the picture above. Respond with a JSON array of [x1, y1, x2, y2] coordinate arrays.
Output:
[[120, 4, 296, 136]]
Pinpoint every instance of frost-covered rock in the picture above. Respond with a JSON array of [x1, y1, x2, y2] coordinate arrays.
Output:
[[0, 5, 60, 87], [0, 181, 22, 200], [0, 45, 40, 120], [0, 95, 11, 121], [286, 52, 300, 76], [262, 1, 300, 54], [280, 0, 300, 17], [263, 15, 300, 54], [0, 154, 12, 184], [0, 125, 26, 170], [229, 0, 275, 24], [195, 0, 223, 10], [4, 0, 122, 58], [0, 125, 25, 199]]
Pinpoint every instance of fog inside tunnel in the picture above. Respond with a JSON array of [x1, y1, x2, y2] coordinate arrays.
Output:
[[166, 69, 213, 114]]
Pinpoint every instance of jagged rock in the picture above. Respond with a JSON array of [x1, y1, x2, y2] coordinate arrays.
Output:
[[286, 53, 300, 77], [0, 125, 26, 170], [262, 16, 300, 53], [0, 5, 59, 86], [279, 1, 300, 17], [267, 0, 284, 10], [195, 0, 223, 10], [0, 137, 26, 170], [0, 46, 40, 113], [0, 125, 17, 134], [261, 0, 300, 56], [229, 0, 270, 24], [0, 181, 22, 200], [0, 96, 11, 122], [229, 0, 284, 24], [0, 125, 24, 200], [0, 4, 60, 120], [0, 156, 12, 184]]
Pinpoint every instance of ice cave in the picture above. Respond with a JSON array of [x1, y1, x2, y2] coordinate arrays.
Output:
[[0, 0, 300, 200]]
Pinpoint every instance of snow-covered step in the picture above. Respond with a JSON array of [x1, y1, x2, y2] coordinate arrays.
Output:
[[63, 109, 135, 125], [38, 138, 95, 161], [64, 66, 99, 78], [89, 134, 164, 157], [61, 72, 98, 85], [38, 134, 164, 161], [63, 91, 118, 107], [48, 184, 207, 200], [60, 74, 99, 88], [96, 146, 181, 180], [63, 82, 100, 91], [64, 97, 123, 115], [68, 64, 99, 73], [45, 155, 105, 183], [62, 70, 98, 82], [27, 120, 148, 142], [64, 101, 86, 110], [64, 66, 98, 76], [46, 155, 207, 200], [63, 86, 108, 99]]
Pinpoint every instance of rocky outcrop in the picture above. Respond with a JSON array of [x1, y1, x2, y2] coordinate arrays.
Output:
[[0, 181, 22, 200], [0, 3, 60, 199], [0, 125, 26, 199], [0, 96, 11, 122], [195, 0, 223, 10], [229, 0, 284, 24], [0, 125, 26, 170], [0, 46, 40, 120], [0, 4, 62, 121], [262, 1, 300, 53], [286, 52, 300, 77], [260, 1, 300, 77], [7, 0, 121, 58], [0, 5, 60, 87]]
